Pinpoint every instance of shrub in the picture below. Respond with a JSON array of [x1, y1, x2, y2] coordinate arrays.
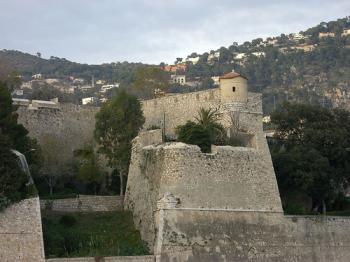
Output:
[[176, 121, 211, 153]]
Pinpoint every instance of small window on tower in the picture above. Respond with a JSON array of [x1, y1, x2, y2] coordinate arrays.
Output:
[[232, 86, 236, 92]]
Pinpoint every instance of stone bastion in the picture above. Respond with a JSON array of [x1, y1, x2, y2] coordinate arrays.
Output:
[[125, 73, 350, 261]]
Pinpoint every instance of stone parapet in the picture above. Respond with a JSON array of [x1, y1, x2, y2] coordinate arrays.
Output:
[[40, 195, 124, 212], [0, 197, 45, 262]]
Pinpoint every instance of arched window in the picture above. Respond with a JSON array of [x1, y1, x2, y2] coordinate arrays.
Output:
[[232, 86, 236, 92]]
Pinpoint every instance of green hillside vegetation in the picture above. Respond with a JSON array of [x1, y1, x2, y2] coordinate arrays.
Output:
[[42, 211, 149, 258], [0, 17, 349, 113], [185, 17, 350, 113], [0, 50, 144, 85]]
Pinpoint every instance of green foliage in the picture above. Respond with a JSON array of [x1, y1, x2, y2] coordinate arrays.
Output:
[[270, 103, 350, 213], [131, 67, 170, 99], [176, 108, 226, 153], [177, 121, 211, 153], [0, 136, 27, 210], [194, 108, 226, 144], [59, 215, 77, 227], [74, 145, 104, 195], [0, 50, 143, 86], [94, 90, 144, 195], [0, 81, 39, 209], [42, 211, 150, 258]]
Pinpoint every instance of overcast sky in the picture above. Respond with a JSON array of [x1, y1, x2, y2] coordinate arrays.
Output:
[[0, 0, 349, 65]]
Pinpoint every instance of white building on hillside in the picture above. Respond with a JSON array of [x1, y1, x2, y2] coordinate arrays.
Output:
[[234, 53, 246, 60], [100, 84, 120, 93], [170, 75, 186, 85], [186, 56, 200, 65], [32, 74, 42, 80], [342, 28, 350, 37], [82, 97, 98, 105], [211, 76, 220, 86], [252, 52, 265, 57]]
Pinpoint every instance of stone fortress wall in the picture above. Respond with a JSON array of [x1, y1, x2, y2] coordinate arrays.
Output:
[[125, 73, 350, 261], [0, 197, 45, 262], [16, 103, 99, 173], [40, 195, 124, 212]]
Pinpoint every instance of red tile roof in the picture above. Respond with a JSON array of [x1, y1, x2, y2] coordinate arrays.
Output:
[[219, 72, 247, 80]]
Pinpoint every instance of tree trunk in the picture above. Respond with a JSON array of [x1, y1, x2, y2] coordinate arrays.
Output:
[[49, 183, 53, 196], [49, 177, 53, 196], [120, 173, 124, 196], [322, 200, 326, 215]]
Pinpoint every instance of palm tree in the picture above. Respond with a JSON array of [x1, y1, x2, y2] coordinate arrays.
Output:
[[195, 108, 226, 144]]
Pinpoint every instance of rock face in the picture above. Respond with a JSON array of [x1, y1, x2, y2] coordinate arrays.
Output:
[[125, 75, 350, 261], [0, 197, 45, 262]]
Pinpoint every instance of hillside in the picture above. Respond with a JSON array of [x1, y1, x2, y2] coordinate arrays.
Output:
[[182, 17, 350, 113], [0, 50, 144, 85], [1, 17, 350, 113]]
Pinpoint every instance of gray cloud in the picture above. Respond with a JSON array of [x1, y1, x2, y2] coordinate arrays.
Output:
[[0, 0, 349, 64]]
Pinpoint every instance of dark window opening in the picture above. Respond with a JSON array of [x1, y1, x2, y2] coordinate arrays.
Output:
[[232, 86, 236, 92]]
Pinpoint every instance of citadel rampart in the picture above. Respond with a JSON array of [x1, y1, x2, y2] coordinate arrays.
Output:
[[17, 103, 99, 173], [125, 73, 350, 261], [141, 89, 262, 138], [0, 197, 45, 262]]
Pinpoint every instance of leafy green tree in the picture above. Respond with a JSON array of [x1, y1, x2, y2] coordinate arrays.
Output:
[[74, 145, 104, 195], [271, 103, 350, 213], [132, 67, 169, 99], [0, 134, 27, 209], [94, 90, 144, 195], [0, 81, 37, 208]]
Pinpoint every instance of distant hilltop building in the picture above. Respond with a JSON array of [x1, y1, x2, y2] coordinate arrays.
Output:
[[185, 56, 200, 65], [342, 28, 350, 37], [100, 83, 119, 93], [319, 32, 335, 38], [207, 51, 220, 63], [170, 74, 186, 85], [161, 63, 187, 73], [13, 98, 59, 109], [82, 97, 98, 105], [32, 73, 42, 80], [289, 32, 306, 41]]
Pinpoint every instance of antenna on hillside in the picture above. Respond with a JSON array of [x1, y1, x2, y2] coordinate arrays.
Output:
[[91, 75, 95, 88]]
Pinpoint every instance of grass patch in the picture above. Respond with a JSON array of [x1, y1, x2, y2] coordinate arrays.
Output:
[[42, 210, 149, 258]]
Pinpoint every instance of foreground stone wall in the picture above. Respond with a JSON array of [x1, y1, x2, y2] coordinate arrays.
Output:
[[157, 210, 350, 262], [124, 130, 164, 247], [40, 195, 124, 212], [142, 143, 282, 211], [125, 134, 283, 249], [0, 197, 45, 262], [17, 104, 99, 173], [46, 255, 155, 262]]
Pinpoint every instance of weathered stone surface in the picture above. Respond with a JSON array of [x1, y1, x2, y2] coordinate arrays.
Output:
[[0, 197, 45, 262], [141, 90, 262, 138], [17, 104, 99, 173], [40, 195, 124, 212], [158, 210, 350, 262], [46, 255, 155, 262], [125, 82, 350, 261]]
